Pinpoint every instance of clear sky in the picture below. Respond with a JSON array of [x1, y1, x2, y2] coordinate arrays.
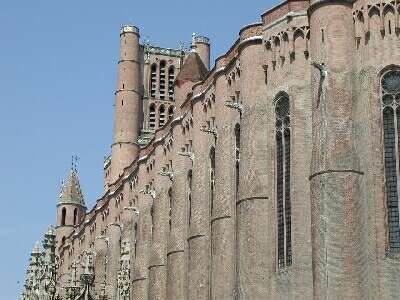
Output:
[[0, 0, 278, 297]]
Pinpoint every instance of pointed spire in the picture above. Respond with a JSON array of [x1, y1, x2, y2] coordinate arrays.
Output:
[[59, 168, 85, 207], [175, 52, 208, 85]]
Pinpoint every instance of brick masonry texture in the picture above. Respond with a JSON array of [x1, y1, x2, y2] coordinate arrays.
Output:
[[21, 0, 400, 299]]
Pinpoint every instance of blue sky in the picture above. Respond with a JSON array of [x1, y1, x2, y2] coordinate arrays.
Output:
[[0, 0, 278, 297]]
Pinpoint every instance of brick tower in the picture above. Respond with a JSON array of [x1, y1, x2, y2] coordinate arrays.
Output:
[[309, 0, 366, 298], [110, 25, 142, 183]]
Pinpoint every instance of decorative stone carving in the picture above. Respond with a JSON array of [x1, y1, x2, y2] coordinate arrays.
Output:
[[200, 125, 218, 139], [158, 169, 175, 182], [178, 151, 195, 162], [21, 226, 57, 300], [139, 186, 156, 199], [117, 239, 131, 300], [225, 100, 243, 114]]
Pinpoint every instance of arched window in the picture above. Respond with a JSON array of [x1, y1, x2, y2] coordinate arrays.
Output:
[[275, 94, 292, 269], [210, 147, 216, 213], [168, 188, 173, 232], [159, 61, 166, 100], [168, 106, 174, 120], [150, 64, 157, 98], [61, 236, 66, 245], [149, 104, 156, 129], [382, 69, 400, 252], [168, 66, 175, 100], [235, 124, 240, 195], [61, 207, 66, 226], [159, 105, 166, 127], [188, 170, 193, 225], [73, 208, 78, 225]]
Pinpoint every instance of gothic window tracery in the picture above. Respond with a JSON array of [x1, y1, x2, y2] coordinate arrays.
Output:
[[275, 94, 292, 269], [382, 69, 400, 252]]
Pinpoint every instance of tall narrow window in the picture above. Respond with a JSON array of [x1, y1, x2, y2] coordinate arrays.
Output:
[[275, 94, 292, 269], [159, 61, 166, 100], [210, 147, 215, 213], [150, 64, 157, 98], [235, 124, 240, 195], [382, 70, 400, 252], [61, 207, 66, 226], [150, 204, 154, 242], [73, 208, 78, 225], [168, 66, 175, 100], [134, 223, 138, 258], [159, 105, 166, 127], [149, 104, 156, 129], [188, 170, 193, 226], [168, 188, 173, 232]]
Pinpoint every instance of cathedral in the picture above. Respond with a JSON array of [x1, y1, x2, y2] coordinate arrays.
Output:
[[20, 0, 400, 298]]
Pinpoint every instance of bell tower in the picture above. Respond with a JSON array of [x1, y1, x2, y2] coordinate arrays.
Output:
[[110, 25, 142, 183], [56, 168, 86, 245]]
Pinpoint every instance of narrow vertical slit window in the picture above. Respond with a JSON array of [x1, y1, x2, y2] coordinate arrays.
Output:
[[382, 70, 400, 252], [73, 208, 78, 225], [168, 188, 173, 232], [210, 147, 215, 214], [134, 223, 138, 258], [150, 204, 154, 243], [188, 170, 193, 226], [275, 94, 292, 269], [61, 207, 66, 226], [235, 124, 240, 195]]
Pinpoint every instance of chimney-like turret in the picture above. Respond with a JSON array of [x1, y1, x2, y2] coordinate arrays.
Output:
[[110, 25, 142, 183], [308, 0, 366, 298], [192, 34, 211, 70]]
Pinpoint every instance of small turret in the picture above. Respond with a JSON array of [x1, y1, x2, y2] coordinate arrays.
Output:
[[56, 168, 86, 246], [191, 34, 211, 70]]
